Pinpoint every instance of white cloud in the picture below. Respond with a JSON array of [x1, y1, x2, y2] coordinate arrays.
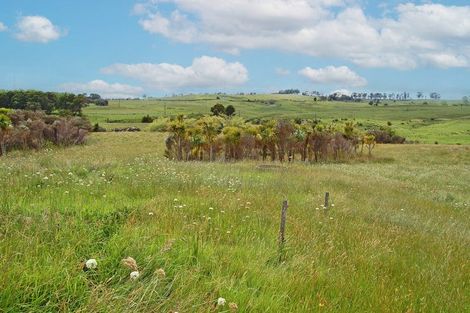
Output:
[[60, 80, 144, 99], [15, 16, 65, 43], [420, 52, 468, 69], [331, 89, 351, 96], [139, 10, 197, 43], [299, 66, 367, 87], [0, 22, 7, 32], [134, 1, 470, 69], [132, 3, 150, 15], [101, 56, 248, 90]]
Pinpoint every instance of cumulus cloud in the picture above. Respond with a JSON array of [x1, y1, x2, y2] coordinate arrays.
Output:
[[0, 22, 7, 32], [15, 16, 65, 43], [134, 1, 470, 69], [60, 80, 144, 99], [139, 10, 197, 43], [331, 89, 352, 96], [132, 3, 150, 15], [101, 56, 248, 90], [299, 66, 367, 87]]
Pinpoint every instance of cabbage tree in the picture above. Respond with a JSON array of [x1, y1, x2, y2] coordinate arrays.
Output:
[[0, 109, 12, 156]]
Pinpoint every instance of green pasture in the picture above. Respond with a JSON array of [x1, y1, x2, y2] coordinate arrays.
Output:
[[83, 95, 470, 144]]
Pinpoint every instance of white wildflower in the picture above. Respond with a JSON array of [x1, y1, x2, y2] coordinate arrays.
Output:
[[130, 271, 140, 280], [217, 297, 226, 306], [85, 259, 97, 270]]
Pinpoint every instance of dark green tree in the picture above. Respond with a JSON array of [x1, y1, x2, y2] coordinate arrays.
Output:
[[225, 105, 236, 117], [210, 103, 225, 116]]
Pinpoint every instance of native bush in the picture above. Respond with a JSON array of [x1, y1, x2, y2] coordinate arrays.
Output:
[[141, 114, 154, 123], [367, 128, 406, 144], [0, 108, 12, 155], [92, 123, 106, 132], [161, 115, 378, 162], [148, 118, 170, 132], [0, 109, 90, 156]]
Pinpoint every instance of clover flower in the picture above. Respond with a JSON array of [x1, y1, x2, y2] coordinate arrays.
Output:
[[85, 259, 97, 270], [130, 271, 140, 280], [217, 297, 226, 306]]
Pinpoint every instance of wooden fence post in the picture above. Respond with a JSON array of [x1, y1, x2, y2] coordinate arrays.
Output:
[[279, 200, 288, 246], [324, 192, 329, 210]]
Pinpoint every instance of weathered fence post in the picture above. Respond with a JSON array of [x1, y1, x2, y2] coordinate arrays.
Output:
[[324, 192, 329, 210], [279, 200, 288, 247]]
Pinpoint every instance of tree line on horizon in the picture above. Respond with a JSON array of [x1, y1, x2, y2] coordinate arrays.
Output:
[[0, 90, 108, 116], [281, 89, 444, 102]]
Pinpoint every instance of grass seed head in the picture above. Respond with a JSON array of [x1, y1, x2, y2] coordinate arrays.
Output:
[[155, 268, 166, 278], [229, 302, 238, 311], [122, 256, 138, 271]]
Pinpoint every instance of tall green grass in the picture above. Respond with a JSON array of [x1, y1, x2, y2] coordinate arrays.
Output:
[[0, 133, 469, 312]]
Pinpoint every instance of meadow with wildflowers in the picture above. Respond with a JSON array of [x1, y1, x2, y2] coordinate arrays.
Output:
[[0, 131, 469, 312]]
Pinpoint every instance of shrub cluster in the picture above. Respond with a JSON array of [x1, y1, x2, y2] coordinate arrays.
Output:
[[141, 114, 154, 123], [366, 126, 406, 144], [0, 109, 90, 156], [162, 115, 378, 162], [148, 118, 169, 132], [92, 123, 106, 132]]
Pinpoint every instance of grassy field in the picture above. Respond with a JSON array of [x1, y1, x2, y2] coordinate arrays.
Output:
[[83, 94, 470, 144], [1, 132, 469, 312]]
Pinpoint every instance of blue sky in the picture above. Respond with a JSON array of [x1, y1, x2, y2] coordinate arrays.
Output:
[[0, 0, 469, 99]]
